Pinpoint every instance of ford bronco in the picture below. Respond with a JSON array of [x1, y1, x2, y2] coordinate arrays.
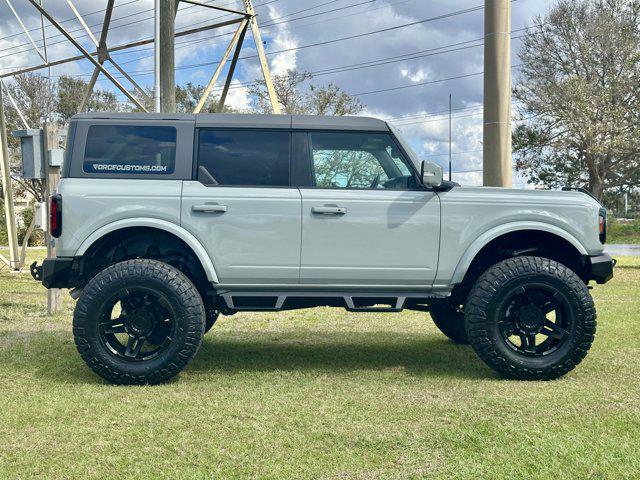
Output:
[[31, 113, 614, 384]]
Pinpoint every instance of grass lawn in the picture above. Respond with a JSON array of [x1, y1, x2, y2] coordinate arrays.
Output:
[[608, 219, 640, 244], [1, 249, 639, 479]]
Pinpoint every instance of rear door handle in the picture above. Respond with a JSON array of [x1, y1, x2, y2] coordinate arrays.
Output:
[[311, 206, 347, 215], [192, 204, 227, 213]]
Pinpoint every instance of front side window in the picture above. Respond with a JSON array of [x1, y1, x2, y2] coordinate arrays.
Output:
[[309, 132, 416, 190], [83, 125, 176, 174], [197, 129, 290, 186]]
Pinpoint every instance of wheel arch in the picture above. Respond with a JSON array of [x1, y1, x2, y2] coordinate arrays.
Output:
[[76, 218, 219, 283], [451, 222, 588, 286]]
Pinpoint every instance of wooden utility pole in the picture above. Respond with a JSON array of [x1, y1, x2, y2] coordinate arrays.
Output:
[[0, 85, 20, 271], [43, 122, 61, 313], [159, 0, 176, 113], [483, 0, 512, 187]]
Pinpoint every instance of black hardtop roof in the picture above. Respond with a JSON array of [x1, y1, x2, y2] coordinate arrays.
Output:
[[71, 112, 390, 131]]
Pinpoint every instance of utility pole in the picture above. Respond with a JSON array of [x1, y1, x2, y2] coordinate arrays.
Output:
[[43, 122, 61, 313], [483, 0, 512, 187], [154, 0, 161, 112], [159, 0, 176, 113]]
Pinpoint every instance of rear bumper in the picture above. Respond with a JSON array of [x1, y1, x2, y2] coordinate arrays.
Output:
[[587, 253, 615, 284], [30, 258, 81, 288]]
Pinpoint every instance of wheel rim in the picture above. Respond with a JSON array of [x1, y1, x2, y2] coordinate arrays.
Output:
[[496, 283, 573, 357], [97, 287, 177, 362]]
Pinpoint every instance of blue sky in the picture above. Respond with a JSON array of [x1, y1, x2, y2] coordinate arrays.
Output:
[[0, 0, 553, 186]]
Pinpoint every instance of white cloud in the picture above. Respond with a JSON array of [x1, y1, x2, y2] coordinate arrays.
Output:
[[266, 4, 297, 76], [224, 78, 251, 111], [400, 67, 427, 83]]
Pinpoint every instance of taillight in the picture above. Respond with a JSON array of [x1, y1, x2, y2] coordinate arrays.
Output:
[[598, 208, 606, 244], [49, 194, 62, 238]]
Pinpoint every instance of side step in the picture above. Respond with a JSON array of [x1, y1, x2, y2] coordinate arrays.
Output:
[[218, 291, 446, 313]]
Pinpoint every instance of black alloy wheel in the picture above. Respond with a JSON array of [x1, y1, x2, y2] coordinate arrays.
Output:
[[74, 259, 205, 385], [465, 256, 596, 380], [496, 284, 572, 357], [98, 287, 177, 362]]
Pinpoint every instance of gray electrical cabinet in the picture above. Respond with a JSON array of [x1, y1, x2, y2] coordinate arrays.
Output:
[[12, 129, 45, 179]]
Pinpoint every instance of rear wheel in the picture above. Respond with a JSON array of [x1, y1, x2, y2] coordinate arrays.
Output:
[[430, 300, 469, 344], [204, 305, 220, 334], [73, 259, 205, 385], [465, 256, 596, 380]]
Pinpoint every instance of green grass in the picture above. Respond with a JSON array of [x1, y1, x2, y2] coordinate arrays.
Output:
[[608, 219, 640, 244], [1, 250, 639, 479]]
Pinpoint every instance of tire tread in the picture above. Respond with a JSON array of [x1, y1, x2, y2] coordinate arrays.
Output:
[[73, 259, 205, 385], [465, 256, 596, 380]]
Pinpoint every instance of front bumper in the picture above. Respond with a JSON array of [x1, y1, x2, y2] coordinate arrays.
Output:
[[587, 253, 615, 284], [30, 258, 80, 288]]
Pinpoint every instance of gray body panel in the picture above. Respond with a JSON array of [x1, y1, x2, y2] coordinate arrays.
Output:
[[56, 113, 606, 293], [55, 178, 183, 258], [181, 182, 302, 284], [299, 188, 440, 285]]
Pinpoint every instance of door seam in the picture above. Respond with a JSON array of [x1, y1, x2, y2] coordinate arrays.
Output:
[[297, 187, 303, 284]]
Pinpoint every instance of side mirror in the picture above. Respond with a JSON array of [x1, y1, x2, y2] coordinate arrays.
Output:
[[420, 161, 443, 188]]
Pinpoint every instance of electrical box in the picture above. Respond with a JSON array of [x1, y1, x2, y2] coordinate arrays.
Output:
[[34, 202, 47, 232], [12, 129, 45, 179], [48, 148, 64, 167]]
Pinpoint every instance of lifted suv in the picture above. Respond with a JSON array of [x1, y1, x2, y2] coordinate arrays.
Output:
[[32, 113, 614, 384]]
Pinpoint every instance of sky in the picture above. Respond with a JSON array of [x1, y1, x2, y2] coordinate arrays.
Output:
[[0, 0, 553, 186]]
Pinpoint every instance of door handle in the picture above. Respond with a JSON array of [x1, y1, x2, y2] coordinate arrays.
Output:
[[311, 206, 347, 215], [192, 204, 227, 213]]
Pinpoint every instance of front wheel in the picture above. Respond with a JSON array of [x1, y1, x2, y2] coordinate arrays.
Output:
[[465, 256, 596, 380], [73, 259, 205, 385]]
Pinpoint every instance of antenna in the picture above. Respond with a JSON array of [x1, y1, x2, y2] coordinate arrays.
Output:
[[449, 93, 452, 181]]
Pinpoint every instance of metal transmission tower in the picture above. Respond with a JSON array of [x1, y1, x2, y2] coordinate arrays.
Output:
[[0, 0, 281, 272], [191, 0, 281, 113], [483, 0, 512, 187]]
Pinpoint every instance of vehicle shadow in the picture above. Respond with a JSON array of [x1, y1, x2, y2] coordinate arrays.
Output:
[[190, 331, 491, 380], [6, 330, 493, 384]]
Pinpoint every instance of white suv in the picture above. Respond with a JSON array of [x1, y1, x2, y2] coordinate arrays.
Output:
[[31, 113, 614, 384]]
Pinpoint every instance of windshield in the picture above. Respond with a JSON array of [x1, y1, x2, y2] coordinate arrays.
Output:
[[388, 124, 422, 171]]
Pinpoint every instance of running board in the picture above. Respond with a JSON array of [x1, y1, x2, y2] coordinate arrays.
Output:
[[218, 291, 446, 313]]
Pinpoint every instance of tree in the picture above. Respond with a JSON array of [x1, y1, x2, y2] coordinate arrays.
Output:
[[56, 75, 119, 122], [175, 83, 237, 113], [307, 82, 363, 116], [249, 69, 363, 115], [513, 0, 640, 200]]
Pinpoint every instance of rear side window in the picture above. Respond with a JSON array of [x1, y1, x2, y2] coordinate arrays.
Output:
[[197, 129, 290, 186], [83, 125, 176, 174]]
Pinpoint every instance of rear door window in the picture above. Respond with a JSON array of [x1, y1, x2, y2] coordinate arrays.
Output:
[[197, 129, 290, 187], [83, 125, 176, 174]]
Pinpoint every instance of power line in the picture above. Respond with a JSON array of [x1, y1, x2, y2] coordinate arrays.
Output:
[[16, 0, 484, 94], [112, 0, 417, 66], [0, 0, 142, 42], [106, 16, 531, 85], [0, 0, 274, 61], [91, 3, 490, 84], [385, 105, 481, 122], [5, 1, 537, 112]]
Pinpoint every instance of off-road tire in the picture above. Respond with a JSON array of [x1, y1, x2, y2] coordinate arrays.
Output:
[[204, 307, 220, 334], [73, 259, 205, 385], [465, 256, 596, 380], [430, 300, 469, 344]]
